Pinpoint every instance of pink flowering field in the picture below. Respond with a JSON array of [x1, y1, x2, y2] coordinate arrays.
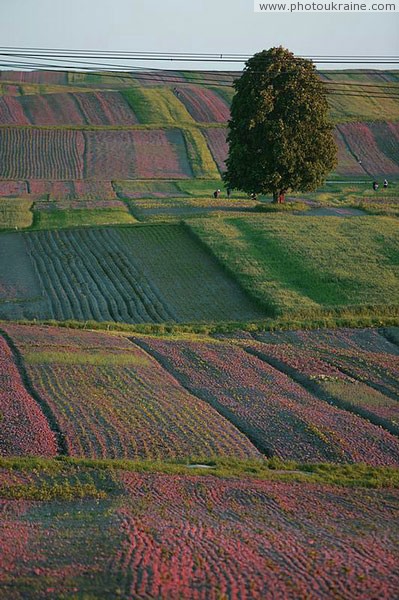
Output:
[[249, 327, 399, 430], [177, 86, 231, 122], [134, 336, 399, 466], [0, 334, 57, 457], [336, 122, 399, 176], [202, 128, 228, 173], [0, 129, 192, 180], [0, 181, 27, 196], [0, 91, 139, 126], [202, 124, 399, 177], [2, 324, 259, 460], [83, 129, 192, 179], [0, 466, 398, 599]]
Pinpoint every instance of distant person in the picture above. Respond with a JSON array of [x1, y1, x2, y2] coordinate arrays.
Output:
[[372, 181, 379, 191], [227, 187, 231, 198], [213, 189, 221, 199], [383, 179, 388, 189]]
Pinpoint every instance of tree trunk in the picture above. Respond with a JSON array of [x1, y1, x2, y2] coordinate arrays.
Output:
[[272, 191, 279, 203]]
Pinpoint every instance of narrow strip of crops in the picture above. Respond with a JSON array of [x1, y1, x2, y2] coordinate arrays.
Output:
[[0, 331, 58, 456]]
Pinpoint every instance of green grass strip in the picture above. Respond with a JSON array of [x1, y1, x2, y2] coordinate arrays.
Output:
[[182, 128, 220, 178], [23, 350, 150, 366], [32, 208, 136, 229], [0, 198, 33, 230], [0, 456, 398, 491], [122, 87, 195, 124]]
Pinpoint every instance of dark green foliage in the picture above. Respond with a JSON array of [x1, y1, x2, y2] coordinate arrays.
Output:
[[224, 47, 337, 199]]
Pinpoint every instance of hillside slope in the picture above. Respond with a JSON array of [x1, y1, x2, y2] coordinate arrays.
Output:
[[0, 69, 398, 182]]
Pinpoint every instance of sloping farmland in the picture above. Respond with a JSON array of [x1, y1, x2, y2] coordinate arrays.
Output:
[[134, 335, 399, 466], [0, 225, 265, 323], [1, 324, 260, 459]]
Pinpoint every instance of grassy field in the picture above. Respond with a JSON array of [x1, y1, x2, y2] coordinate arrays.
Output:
[[0, 198, 33, 229], [114, 178, 237, 198], [126, 196, 256, 221], [292, 181, 399, 216], [188, 215, 399, 321], [32, 207, 136, 228], [122, 87, 195, 124]]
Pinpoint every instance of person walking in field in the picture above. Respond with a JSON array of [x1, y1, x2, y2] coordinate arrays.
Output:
[[373, 181, 379, 191], [383, 179, 388, 189]]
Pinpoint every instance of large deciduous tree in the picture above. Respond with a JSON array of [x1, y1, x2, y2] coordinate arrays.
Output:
[[224, 47, 337, 202]]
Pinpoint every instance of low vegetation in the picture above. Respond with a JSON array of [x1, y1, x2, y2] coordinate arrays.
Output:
[[0, 198, 33, 229], [188, 215, 399, 321]]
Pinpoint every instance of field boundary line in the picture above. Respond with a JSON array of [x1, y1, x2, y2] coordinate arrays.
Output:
[[181, 220, 271, 316], [0, 327, 68, 455], [335, 125, 374, 178], [129, 336, 273, 457], [241, 344, 399, 438], [380, 327, 399, 353]]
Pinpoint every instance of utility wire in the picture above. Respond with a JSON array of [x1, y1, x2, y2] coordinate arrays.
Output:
[[0, 46, 398, 62], [1, 59, 399, 98]]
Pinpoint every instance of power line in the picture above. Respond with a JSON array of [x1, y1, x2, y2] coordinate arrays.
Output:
[[1, 59, 399, 99], [0, 47, 399, 64]]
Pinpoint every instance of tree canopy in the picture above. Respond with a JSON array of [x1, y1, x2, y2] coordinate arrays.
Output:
[[223, 47, 337, 202]]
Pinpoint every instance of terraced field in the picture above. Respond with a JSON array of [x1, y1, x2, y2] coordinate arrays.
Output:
[[203, 125, 399, 178], [83, 129, 193, 179], [177, 85, 231, 122], [238, 328, 399, 434], [0, 334, 57, 456], [3, 322, 397, 466], [0, 128, 193, 180], [0, 224, 264, 322], [336, 121, 399, 177], [0, 91, 139, 125], [0, 70, 397, 183]]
